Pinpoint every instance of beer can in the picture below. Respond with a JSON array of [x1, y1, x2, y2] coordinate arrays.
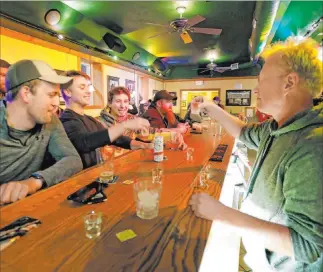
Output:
[[154, 135, 164, 162]]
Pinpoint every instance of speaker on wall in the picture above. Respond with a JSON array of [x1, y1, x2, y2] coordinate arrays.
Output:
[[103, 33, 126, 53], [152, 58, 168, 72]]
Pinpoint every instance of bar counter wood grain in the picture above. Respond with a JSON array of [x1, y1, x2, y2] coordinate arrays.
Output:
[[0, 133, 234, 272]]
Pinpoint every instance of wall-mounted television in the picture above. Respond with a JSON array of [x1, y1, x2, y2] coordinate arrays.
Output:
[[226, 90, 251, 106]]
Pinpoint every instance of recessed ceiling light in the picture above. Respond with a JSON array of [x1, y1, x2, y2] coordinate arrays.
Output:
[[113, 56, 118, 60], [45, 9, 61, 26], [132, 52, 141, 61], [57, 34, 64, 40]]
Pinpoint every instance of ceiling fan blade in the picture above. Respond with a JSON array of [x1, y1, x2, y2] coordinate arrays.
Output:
[[215, 67, 231, 73], [187, 15, 205, 27], [147, 31, 174, 39], [180, 32, 193, 44], [191, 27, 222, 35], [145, 22, 169, 28], [200, 69, 210, 74], [192, 68, 208, 70]]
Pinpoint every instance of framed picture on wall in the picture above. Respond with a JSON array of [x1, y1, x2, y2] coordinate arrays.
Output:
[[181, 101, 187, 108], [169, 91, 177, 106], [125, 79, 136, 104], [107, 76, 119, 92], [226, 90, 251, 106], [125, 79, 135, 94]]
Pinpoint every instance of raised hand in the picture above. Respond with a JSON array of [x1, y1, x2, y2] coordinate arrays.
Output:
[[123, 117, 150, 131]]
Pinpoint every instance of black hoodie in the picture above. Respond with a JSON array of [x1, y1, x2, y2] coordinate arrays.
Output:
[[60, 109, 131, 168]]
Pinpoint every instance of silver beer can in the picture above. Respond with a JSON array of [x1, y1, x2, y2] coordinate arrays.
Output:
[[154, 135, 164, 162]]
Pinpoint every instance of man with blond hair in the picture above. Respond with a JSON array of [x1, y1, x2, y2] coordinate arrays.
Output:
[[189, 38, 323, 271]]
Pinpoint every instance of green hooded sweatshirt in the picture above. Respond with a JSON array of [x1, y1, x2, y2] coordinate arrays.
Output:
[[239, 104, 323, 272]]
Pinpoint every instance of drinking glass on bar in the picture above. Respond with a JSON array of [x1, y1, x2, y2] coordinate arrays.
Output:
[[216, 123, 223, 136], [100, 161, 114, 183], [138, 127, 155, 142], [186, 147, 194, 161], [133, 178, 162, 220], [169, 131, 180, 150], [96, 147, 115, 183], [192, 170, 209, 192], [199, 170, 209, 189], [84, 211, 102, 239], [210, 119, 217, 136], [152, 167, 163, 184]]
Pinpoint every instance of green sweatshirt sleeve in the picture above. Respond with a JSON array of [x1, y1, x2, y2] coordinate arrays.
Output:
[[283, 137, 323, 264], [36, 117, 83, 186], [239, 120, 272, 150]]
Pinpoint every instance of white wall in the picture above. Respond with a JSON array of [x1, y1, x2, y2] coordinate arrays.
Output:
[[103, 65, 139, 106], [102, 65, 163, 106], [148, 78, 164, 100]]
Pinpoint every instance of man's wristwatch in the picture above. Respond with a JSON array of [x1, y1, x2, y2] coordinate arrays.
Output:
[[30, 173, 47, 189]]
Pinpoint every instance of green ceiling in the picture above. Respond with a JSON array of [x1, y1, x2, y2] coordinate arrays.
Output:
[[0, 1, 322, 79], [272, 1, 323, 43]]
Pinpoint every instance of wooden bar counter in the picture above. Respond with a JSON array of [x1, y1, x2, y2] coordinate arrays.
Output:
[[0, 132, 235, 272]]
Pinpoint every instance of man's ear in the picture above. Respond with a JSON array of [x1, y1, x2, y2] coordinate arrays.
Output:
[[62, 88, 72, 99], [283, 72, 299, 94], [20, 86, 32, 104], [156, 100, 161, 107]]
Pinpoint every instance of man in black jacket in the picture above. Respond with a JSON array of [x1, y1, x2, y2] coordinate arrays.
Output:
[[60, 71, 150, 168]]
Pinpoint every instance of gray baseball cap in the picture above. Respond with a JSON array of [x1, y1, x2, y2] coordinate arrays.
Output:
[[5, 60, 73, 91]]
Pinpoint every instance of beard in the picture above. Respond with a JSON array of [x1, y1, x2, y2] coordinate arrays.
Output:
[[164, 109, 177, 127]]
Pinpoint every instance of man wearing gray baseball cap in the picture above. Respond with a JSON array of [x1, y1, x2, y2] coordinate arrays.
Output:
[[0, 60, 83, 204]]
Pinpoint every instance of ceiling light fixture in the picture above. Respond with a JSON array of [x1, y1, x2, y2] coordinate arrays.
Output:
[[176, 6, 186, 18], [132, 52, 141, 61], [57, 34, 64, 40], [45, 9, 61, 26], [113, 55, 118, 60]]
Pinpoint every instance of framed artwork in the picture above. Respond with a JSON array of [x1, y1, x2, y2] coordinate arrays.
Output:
[[226, 90, 251, 106], [125, 79, 136, 104], [169, 91, 177, 106], [181, 101, 187, 108], [107, 76, 119, 92], [125, 79, 135, 94]]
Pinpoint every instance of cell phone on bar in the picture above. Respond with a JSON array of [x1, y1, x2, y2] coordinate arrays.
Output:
[[67, 181, 108, 204]]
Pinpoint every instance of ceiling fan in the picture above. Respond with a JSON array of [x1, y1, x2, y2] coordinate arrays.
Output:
[[194, 60, 239, 75], [146, 6, 222, 44]]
